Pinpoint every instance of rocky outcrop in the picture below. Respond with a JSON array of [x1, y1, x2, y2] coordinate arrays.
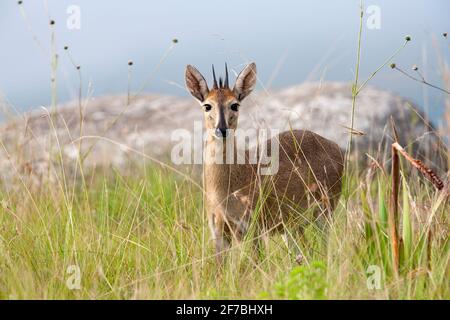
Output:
[[0, 82, 446, 184]]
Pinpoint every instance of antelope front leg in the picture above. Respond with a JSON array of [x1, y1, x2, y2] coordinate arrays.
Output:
[[209, 211, 231, 264]]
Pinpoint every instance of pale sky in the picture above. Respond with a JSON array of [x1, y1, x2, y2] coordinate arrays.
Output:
[[0, 0, 449, 122]]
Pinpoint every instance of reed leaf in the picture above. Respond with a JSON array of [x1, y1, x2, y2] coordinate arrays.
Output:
[[402, 175, 412, 265]]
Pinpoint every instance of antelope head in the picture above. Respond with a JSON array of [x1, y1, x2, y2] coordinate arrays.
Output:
[[185, 63, 257, 139]]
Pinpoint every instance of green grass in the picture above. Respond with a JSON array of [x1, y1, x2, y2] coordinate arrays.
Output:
[[0, 163, 447, 299], [3, 0, 447, 301]]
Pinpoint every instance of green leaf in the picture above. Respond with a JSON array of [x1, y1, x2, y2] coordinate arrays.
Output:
[[378, 179, 388, 230], [402, 175, 412, 264]]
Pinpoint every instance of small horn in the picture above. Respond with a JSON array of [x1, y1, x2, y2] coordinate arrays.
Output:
[[224, 62, 229, 88], [212, 64, 218, 89]]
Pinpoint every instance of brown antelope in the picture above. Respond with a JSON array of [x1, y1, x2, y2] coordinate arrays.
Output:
[[185, 62, 344, 262]]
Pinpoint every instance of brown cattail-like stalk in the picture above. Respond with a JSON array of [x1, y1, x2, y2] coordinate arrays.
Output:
[[392, 142, 445, 190], [390, 144, 400, 276]]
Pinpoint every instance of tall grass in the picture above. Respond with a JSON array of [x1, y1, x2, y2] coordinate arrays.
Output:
[[0, 1, 448, 300], [0, 160, 448, 299]]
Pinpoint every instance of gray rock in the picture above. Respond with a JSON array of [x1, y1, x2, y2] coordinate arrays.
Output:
[[0, 82, 446, 186]]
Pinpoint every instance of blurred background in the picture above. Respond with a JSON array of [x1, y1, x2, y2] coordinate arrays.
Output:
[[0, 0, 449, 123]]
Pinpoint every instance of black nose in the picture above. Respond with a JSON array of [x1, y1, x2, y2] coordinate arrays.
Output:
[[215, 128, 228, 138]]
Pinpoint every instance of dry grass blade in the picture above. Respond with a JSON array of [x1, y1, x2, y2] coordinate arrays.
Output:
[[392, 142, 445, 191], [390, 116, 400, 143], [342, 125, 365, 136]]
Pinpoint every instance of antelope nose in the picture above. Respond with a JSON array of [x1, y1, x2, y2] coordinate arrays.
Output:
[[215, 128, 228, 138]]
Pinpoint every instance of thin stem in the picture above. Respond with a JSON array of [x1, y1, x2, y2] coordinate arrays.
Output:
[[64, 48, 85, 162], [394, 66, 450, 95], [50, 23, 58, 114], [127, 64, 133, 106], [414, 69, 426, 82], [345, 1, 364, 204], [17, 3, 48, 57], [81, 43, 176, 162], [356, 40, 409, 95], [131, 42, 176, 102]]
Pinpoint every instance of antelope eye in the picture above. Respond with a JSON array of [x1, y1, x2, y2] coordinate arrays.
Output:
[[230, 103, 240, 112], [203, 104, 212, 112]]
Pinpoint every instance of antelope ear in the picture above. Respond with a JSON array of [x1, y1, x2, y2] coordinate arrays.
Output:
[[233, 62, 257, 101], [185, 65, 209, 102]]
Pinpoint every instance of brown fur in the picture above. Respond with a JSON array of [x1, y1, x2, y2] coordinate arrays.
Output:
[[204, 130, 344, 256], [185, 63, 344, 260]]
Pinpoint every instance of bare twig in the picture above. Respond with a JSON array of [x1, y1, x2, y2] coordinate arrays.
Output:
[[390, 64, 450, 95]]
